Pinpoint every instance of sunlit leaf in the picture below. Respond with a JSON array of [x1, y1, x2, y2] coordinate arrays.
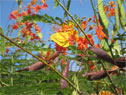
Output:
[[50, 32, 70, 47], [118, 0, 126, 32], [54, 0, 60, 8], [98, 0, 109, 35], [0, 26, 5, 56], [24, 35, 30, 45], [72, 74, 79, 95], [37, 32, 43, 39], [115, 1, 120, 33]]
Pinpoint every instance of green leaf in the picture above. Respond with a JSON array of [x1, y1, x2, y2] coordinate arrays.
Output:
[[54, 0, 60, 8], [16, 0, 22, 8], [98, 0, 109, 35], [64, 0, 71, 18], [18, 30, 21, 38], [37, 32, 43, 39], [113, 40, 120, 55], [72, 74, 79, 95], [22, 14, 57, 24], [118, 0, 126, 32], [6, 25, 11, 36], [115, 2, 120, 33], [0, 26, 6, 56], [100, 39, 110, 55], [55, 17, 63, 25], [24, 35, 30, 45]]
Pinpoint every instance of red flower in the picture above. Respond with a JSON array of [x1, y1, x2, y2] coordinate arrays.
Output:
[[30, 33, 39, 41], [27, 8, 32, 14], [33, 5, 41, 13], [9, 11, 18, 20], [22, 10, 28, 16], [12, 22, 19, 30], [26, 22, 33, 28], [6, 48, 9, 54], [55, 43, 67, 55], [42, 3, 48, 10], [89, 25, 93, 30]]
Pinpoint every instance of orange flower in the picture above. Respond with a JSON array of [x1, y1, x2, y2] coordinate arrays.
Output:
[[108, 8, 115, 17], [9, 10, 18, 20], [77, 34, 94, 50], [85, 34, 94, 45], [88, 61, 95, 71], [109, 1, 114, 7], [42, 3, 48, 10], [22, 10, 28, 16], [77, 37, 85, 50], [81, 21, 87, 30], [89, 25, 93, 30], [61, 59, 66, 65], [33, 5, 41, 13], [95, 25, 106, 39], [104, 5, 109, 13], [62, 22, 74, 32], [31, 0, 37, 5], [87, 17, 92, 22], [41, 0, 46, 3], [99, 91, 115, 95], [68, 30, 78, 45], [95, 44, 102, 48], [35, 24, 41, 33]]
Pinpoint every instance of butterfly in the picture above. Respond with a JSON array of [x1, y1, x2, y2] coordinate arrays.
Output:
[[50, 32, 71, 47]]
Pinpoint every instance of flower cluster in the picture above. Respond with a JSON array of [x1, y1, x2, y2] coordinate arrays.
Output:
[[104, 1, 115, 18], [9, 0, 48, 42], [91, 90, 115, 95]]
